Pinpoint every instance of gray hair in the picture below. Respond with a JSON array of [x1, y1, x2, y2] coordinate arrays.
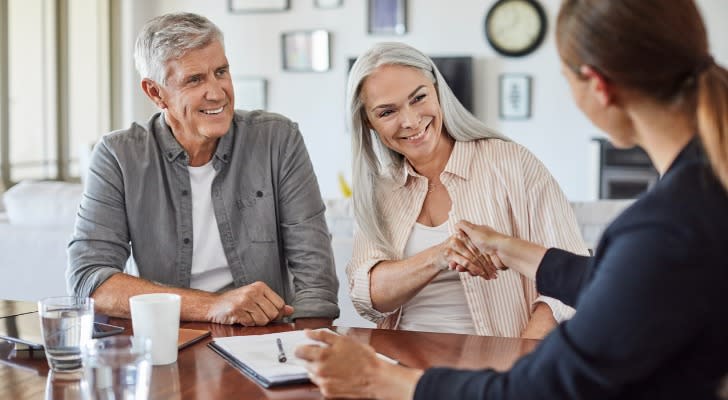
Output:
[[134, 12, 224, 84], [347, 42, 509, 253]]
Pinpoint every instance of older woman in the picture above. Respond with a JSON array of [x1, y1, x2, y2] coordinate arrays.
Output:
[[345, 42, 587, 339]]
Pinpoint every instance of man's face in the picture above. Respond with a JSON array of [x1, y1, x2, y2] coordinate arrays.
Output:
[[156, 40, 234, 144]]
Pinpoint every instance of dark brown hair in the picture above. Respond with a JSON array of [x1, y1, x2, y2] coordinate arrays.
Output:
[[556, 0, 728, 191]]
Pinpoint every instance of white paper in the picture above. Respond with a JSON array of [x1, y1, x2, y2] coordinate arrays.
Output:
[[213, 330, 320, 382], [212, 329, 397, 384]]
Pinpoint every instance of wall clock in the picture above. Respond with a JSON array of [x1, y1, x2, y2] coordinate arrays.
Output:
[[484, 0, 547, 57]]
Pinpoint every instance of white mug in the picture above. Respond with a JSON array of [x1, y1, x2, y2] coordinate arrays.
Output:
[[129, 293, 181, 365]]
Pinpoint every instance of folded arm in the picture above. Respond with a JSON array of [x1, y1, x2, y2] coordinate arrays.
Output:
[[91, 273, 293, 325]]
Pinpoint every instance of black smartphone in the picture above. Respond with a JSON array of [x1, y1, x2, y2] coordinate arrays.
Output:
[[0, 313, 125, 348], [92, 321, 125, 338], [92, 315, 124, 338]]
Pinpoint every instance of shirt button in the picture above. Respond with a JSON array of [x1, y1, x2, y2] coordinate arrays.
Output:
[[167, 152, 173, 158], [181, 190, 188, 196], [256, 191, 263, 197], [183, 238, 190, 244], [223, 154, 229, 161]]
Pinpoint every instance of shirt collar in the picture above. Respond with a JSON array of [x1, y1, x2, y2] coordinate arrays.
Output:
[[155, 111, 234, 165], [391, 140, 474, 187]]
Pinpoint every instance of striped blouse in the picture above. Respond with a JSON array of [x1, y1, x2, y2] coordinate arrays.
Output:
[[346, 139, 589, 337]]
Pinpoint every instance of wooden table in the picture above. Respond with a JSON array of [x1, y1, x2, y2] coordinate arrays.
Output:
[[1, 318, 538, 399]]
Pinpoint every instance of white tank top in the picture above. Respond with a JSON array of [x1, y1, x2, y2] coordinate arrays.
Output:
[[188, 160, 233, 292], [398, 221, 476, 334]]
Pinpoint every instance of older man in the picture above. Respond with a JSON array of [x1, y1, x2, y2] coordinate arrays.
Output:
[[67, 12, 338, 327]]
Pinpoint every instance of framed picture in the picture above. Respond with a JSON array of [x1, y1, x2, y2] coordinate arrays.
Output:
[[228, 0, 289, 13], [499, 74, 532, 120], [233, 78, 267, 111], [281, 30, 331, 72], [368, 0, 407, 35], [315, 0, 343, 8]]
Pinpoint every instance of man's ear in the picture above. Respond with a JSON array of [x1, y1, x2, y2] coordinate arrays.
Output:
[[141, 78, 167, 110], [580, 65, 614, 107]]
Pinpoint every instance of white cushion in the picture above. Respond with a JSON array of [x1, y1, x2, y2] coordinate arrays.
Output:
[[324, 198, 355, 238], [2, 181, 83, 227], [571, 200, 633, 249]]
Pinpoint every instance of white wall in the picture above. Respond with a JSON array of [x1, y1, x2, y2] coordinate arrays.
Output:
[[118, 0, 728, 201]]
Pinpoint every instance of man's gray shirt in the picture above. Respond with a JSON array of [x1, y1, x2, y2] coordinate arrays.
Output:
[[67, 110, 339, 320]]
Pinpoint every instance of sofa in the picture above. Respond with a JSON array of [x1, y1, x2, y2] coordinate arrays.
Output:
[[0, 181, 84, 302], [0, 181, 631, 328]]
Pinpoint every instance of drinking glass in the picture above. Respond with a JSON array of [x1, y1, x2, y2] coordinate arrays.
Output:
[[82, 336, 152, 400], [45, 370, 88, 400], [38, 296, 94, 372]]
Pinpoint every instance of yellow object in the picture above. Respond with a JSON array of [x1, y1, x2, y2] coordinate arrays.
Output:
[[338, 173, 352, 198]]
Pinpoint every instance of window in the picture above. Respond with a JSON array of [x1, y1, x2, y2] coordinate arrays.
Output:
[[0, 0, 110, 188]]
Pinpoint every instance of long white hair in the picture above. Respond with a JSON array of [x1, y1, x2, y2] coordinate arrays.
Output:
[[347, 42, 509, 253]]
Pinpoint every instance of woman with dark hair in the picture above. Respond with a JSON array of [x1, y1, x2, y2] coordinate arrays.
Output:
[[296, 0, 728, 398]]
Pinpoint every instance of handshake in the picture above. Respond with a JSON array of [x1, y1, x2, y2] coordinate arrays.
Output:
[[435, 220, 512, 280]]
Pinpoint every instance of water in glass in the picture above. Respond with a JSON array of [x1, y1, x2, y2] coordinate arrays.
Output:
[[39, 297, 94, 372], [83, 336, 152, 400]]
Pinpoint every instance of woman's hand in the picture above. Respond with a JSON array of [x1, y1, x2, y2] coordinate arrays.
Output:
[[455, 221, 509, 256], [295, 329, 423, 400], [455, 220, 547, 281], [432, 233, 499, 279]]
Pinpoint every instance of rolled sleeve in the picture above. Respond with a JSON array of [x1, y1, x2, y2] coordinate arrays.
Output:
[[346, 228, 398, 323], [66, 139, 130, 298], [276, 123, 339, 320]]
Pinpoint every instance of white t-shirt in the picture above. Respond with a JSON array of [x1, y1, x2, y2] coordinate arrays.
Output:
[[398, 221, 476, 334], [188, 160, 233, 292]]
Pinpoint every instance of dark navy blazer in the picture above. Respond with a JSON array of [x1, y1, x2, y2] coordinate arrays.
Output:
[[415, 138, 728, 399]]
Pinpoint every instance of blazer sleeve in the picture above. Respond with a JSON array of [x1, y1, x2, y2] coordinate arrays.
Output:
[[537, 248, 593, 307]]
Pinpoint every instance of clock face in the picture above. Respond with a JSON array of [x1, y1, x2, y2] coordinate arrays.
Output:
[[485, 0, 547, 57]]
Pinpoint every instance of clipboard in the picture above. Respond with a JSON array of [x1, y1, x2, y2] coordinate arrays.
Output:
[[208, 328, 398, 388], [208, 341, 310, 388], [208, 329, 315, 388]]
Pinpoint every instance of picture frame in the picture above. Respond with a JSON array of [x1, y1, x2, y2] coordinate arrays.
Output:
[[368, 0, 407, 35], [228, 0, 289, 13], [281, 30, 331, 72], [499, 74, 532, 120], [233, 77, 267, 111], [314, 0, 343, 8]]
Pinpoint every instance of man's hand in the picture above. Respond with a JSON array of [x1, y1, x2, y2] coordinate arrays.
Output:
[[206, 281, 294, 326]]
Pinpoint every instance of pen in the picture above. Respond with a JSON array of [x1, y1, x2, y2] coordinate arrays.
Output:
[[276, 338, 287, 363]]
